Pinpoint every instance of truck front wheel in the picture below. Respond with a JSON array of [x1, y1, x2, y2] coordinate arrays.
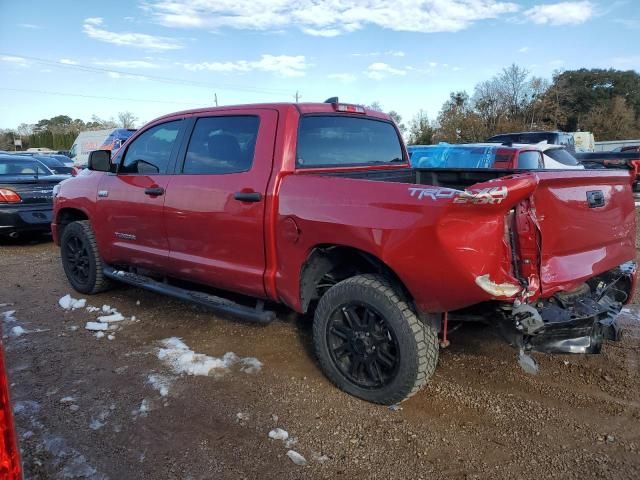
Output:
[[313, 274, 438, 405], [60, 220, 112, 295]]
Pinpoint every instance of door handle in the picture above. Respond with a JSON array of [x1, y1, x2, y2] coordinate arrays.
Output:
[[144, 187, 165, 196], [234, 191, 262, 203]]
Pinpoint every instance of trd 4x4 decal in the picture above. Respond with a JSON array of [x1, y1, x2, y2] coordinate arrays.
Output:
[[408, 186, 508, 204]]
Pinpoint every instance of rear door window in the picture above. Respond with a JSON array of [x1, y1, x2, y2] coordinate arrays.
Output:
[[181, 116, 260, 174], [120, 121, 182, 174], [297, 116, 403, 167]]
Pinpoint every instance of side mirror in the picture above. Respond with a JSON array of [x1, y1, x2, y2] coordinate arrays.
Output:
[[87, 150, 112, 172]]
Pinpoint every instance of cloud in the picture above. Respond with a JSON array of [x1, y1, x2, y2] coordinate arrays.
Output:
[[82, 17, 183, 50], [181, 55, 308, 77], [518, 46, 530, 53], [143, 0, 519, 35], [59, 58, 78, 65], [107, 71, 146, 80], [352, 50, 406, 57], [366, 62, 406, 80], [18, 23, 40, 29], [93, 59, 160, 69], [0, 55, 29, 67], [328, 73, 357, 83], [524, 1, 594, 25]]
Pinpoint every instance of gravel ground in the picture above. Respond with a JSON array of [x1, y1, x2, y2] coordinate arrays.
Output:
[[1, 236, 639, 480]]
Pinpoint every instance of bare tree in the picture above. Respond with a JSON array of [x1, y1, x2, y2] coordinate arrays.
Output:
[[117, 111, 138, 129]]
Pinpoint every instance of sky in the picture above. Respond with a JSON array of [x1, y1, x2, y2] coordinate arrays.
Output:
[[0, 0, 638, 130]]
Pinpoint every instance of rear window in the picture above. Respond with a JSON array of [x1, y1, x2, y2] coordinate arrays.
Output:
[[297, 116, 403, 168], [0, 159, 52, 176], [545, 148, 579, 166]]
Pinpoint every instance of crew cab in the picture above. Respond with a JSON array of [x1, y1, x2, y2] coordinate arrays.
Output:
[[52, 102, 636, 404]]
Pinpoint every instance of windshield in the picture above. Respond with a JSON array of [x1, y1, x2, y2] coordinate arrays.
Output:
[[0, 159, 53, 176], [409, 145, 515, 169], [297, 116, 403, 167]]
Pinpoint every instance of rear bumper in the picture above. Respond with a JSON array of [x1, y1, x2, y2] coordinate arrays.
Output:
[[502, 262, 635, 354], [0, 205, 53, 235]]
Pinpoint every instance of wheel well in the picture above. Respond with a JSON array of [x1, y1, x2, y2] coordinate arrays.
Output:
[[299, 245, 410, 313], [56, 208, 88, 242]]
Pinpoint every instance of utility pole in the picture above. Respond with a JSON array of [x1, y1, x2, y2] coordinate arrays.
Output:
[[214, 93, 218, 107], [294, 90, 301, 103]]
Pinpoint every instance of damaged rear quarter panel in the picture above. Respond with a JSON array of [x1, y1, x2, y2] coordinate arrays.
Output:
[[276, 173, 539, 313]]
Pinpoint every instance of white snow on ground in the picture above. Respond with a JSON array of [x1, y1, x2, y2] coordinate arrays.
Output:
[[0, 303, 11, 308], [58, 294, 87, 310], [97, 312, 125, 323], [286, 450, 307, 466], [95, 331, 105, 339], [236, 412, 250, 422], [107, 334, 115, 340], [89, 419, 104, 430], [85, 322, 108, 331], [132, 399, 151, 418], [312, 453, 330, 463], [147, 374, 173, 397], [10, 326, 26, 337], [2, 310, 16, 322], [60, 396, 76, 403], [269, 428, 289, 441], [101, 305, 115, 314], [156, 337, 263, 376], [86, 306, 100, 313]]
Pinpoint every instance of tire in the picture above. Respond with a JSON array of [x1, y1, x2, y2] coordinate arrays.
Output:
[[60, 220, 112, 294], [313, 274, 438, 405]]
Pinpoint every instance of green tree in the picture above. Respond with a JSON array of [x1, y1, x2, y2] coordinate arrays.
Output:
[[407, 110, 434, 145]]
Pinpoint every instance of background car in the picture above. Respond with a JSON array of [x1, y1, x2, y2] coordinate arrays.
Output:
[[0, 154, 70, 239], [486, 131, 576, 153], [16, 154, 76, 176]]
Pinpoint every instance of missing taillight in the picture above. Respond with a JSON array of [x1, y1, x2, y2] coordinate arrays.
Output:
[[0, 189, 21, 203]]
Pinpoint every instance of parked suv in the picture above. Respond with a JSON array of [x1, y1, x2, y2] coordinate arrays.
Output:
[[52, 102, 636, 404]]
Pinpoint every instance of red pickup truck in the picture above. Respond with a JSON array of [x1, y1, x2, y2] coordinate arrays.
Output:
[[52, 102, 636, 404]]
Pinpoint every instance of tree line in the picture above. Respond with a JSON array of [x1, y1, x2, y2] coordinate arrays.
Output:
[[387, 66, 640, 145], [0, 112, 138, 151]]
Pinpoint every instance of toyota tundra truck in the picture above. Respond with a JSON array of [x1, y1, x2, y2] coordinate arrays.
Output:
[[51, 101, 637, 405]]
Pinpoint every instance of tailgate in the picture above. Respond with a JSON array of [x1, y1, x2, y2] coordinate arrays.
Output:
[[530, 170, 636, 294]]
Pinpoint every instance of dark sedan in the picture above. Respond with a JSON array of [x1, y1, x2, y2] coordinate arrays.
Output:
[[0, 154, 70, 238]]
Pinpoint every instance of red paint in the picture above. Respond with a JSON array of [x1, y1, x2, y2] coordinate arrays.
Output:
[[52, 103, 637, 316], [0, 330, 22, 480]]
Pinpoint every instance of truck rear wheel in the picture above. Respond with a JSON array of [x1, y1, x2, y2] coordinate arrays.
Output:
[[60, 220, 112, 295], [313, 274, 438, 405]]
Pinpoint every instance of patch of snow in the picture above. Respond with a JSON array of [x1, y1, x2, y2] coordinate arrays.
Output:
[[86, 306, 100, 313], [0, 303, 11, 308], [101, 305, 115, 314], [239, 357, 263, 374], [269, 428, 289, 441], [89, 419, 104, 430], [2, 310, 16, 322], [60, 397, 76, 403], [236, 412, 249, 422], [157, 337, 263, 377], [132, 399, 151, 418], [147, 374, 172, 397], [85, 322, 108, 331], [69, 404, 80, 412], [97, 312, 125, 323], [58, 294, 86, 311], [285, 437, 298, 448], [95, 331, 105, 339], [136, 300, 140, 306], [131, 315, 136, 322], [107, 334, 115, 340], [13, 400, 40, 415], [10, 326, 26, 337], [286, 450, 307, 466], [69, 325, 79, 331]]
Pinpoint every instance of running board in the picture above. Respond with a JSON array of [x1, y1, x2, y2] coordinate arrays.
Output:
[[103, 267, 276, 324]]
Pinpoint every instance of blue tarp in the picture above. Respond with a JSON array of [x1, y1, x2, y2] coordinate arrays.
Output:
[[407, 144, 499, 169]]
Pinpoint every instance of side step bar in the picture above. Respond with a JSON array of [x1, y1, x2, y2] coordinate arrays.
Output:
[[103, 267, 276, 324]]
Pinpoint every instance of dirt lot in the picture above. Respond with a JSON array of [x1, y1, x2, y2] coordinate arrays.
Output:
[[1, 238, 640, 480]]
